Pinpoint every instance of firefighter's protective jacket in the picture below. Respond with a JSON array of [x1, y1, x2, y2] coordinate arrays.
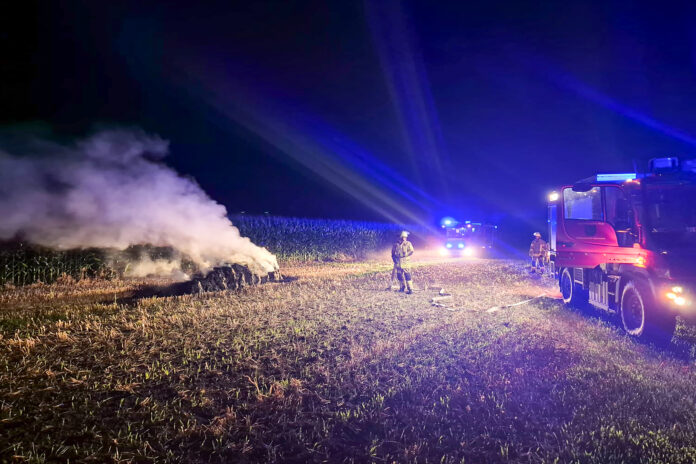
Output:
[[529, 237, 547, 258], [394, 240, 414, 269]]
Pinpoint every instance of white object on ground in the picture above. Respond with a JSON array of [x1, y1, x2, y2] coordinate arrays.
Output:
[[430, 288, 550, 313], [486, 293, 547, 313]]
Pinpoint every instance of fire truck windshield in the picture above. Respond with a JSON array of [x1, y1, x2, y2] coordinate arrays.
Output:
[[646, 184, 696, 247], [446, 228, 472, 238]]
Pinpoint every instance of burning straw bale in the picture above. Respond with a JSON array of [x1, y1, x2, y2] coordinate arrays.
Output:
[[187, 263, 283, 293]]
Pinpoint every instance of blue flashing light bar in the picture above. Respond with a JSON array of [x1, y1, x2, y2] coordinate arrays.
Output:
[[596, 173, 637, 182]]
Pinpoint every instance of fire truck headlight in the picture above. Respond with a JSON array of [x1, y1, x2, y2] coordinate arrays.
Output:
[[548, 191, 559, 202], [463, 247, 474, 257], [446, 243, 453, 249], [457, 243, 465, 249], [665, 287, 689, 306]]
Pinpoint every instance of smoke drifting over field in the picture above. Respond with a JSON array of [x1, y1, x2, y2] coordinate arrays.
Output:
[[0, 129, 278, 276]]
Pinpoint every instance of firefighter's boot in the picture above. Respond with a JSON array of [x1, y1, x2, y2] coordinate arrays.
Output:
[[397, 273, 405, 292], [405, 279, 413, 294]]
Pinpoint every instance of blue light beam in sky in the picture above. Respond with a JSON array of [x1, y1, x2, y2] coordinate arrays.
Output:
[[365, 0, 451, 198], [527, 54, 696, 147], [178, 71, 441, 233]]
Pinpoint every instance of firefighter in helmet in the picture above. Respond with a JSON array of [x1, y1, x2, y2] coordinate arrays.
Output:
[[393, 230, 415, 293], [529, 232, 547, 274]]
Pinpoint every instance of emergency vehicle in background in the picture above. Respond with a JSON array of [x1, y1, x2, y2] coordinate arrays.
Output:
[[440, 219, 497, 257], [548, 157, 696, 343]]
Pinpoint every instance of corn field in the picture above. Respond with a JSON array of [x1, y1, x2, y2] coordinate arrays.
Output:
[[230, 215, 426, 262], [0, 217, 425, 287], [0, 242, 110, 287]]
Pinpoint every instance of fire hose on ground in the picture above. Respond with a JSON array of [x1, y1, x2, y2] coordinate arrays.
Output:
[[431, 288, 552, 313]]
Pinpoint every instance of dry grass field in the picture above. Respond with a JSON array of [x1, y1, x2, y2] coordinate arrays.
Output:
[[3, 253, 696, 463]]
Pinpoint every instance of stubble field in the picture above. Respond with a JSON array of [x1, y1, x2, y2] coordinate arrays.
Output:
[[3, 254, 696, 463]]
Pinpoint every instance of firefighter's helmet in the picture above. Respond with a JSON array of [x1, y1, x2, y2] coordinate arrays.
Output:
[[400, 230, 410, 238], [533, 232, 541, 237]]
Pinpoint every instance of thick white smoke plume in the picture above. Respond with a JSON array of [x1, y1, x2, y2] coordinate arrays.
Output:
[[0, 129, 278, 275], [123, 256, 189, 281]]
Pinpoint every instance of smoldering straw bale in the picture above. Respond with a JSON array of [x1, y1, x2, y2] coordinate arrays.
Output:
[[189, 264, 283, 293], [155, 264, 283, 296]]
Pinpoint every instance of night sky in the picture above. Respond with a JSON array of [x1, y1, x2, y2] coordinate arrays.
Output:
[[4, 1, 696, 235]]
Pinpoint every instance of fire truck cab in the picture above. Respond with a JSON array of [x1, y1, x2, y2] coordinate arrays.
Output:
[[440, 221, 496, 257], [549, 157, 696, 343]]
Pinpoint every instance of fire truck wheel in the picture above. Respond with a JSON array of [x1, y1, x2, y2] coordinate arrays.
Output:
[[620, 280, 676, 346], [560, 268, 588, 307]]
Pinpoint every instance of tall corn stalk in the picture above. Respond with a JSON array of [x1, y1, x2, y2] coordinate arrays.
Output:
[[0, 242, 109, 286]]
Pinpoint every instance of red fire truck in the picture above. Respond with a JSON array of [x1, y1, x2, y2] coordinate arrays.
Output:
[[440, 221, 497, 257], [549, 157, 696, 343]]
